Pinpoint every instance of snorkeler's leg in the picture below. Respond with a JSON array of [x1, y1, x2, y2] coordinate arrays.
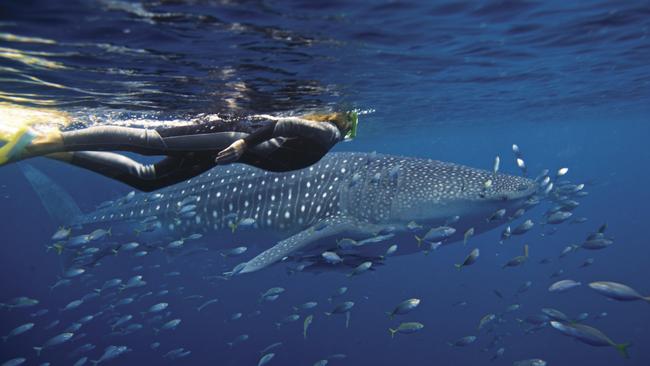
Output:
[[3, 126, 169, 165], [33, 126, 246, 156], [47, 151, 215, 192]]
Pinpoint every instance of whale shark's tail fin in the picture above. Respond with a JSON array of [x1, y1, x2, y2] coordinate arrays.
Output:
[[20, 164, 82, 226]]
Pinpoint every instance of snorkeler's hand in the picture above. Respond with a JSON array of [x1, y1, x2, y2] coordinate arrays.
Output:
[[215, 139, 247, 165]]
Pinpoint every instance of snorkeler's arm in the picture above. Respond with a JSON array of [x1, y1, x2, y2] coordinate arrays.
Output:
[[271, 119, 341, 148], [215, 121, 277, 164], [242, 121, 277, 147]]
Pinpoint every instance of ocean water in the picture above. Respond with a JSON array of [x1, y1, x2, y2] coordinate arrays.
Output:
[[1, 1, 649, 366]]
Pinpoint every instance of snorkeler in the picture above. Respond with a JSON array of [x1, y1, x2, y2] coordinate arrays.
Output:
[[0, 111, 358, 191]]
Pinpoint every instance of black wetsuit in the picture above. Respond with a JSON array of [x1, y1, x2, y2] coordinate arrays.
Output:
[[54, 116, 342, 191]]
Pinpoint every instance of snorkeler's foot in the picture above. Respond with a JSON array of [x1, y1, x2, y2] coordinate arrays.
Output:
[[0, 126, 37, 165]]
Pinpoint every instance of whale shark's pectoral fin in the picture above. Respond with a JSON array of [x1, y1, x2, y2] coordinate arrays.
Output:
[[232, 216, 357, 275]]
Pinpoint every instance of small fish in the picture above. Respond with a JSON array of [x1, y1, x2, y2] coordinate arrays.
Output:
[[294, 302, 318, 311], [505, 304, 521, 313], [478, 314, 496, 330], [33, 332, 74, 356], [500, 226, 511, 243], [581, 238, 613, 250], [144, 302, 168, 314], [448, 335, 477, 347], [2, 323, 34, 342], [303, 315, 313, 339], [517, 281, 533, 294], [502, 245, 529, 269], [463, 227, 475, 246], [493, 156, 500, 174], [558, 244, 579, 258], [328, 287, 348, 302], [382, 244, 398, 259], [575, 312, 589, 322], [67, 235, 91, 248], [120, 242, 139, 251], [388, 322, 424, 338], [548, 280, 581, 293], [541, 308, 571, 322], [227, 334, 249, 347], [546, 211, 573, 224], [512, 220, 534, 235], [88, 228, 111, 241], [51, 227, 72, 241], [260, 342, 282, 355], [158, 319, 181, 332], [185, 233, 203, 240], [221, 246, 248, 257], [588, 281, 650, 303], [325, 302, 354, 316], [30, 309, 49, 317], [579, 258, 595, 268], [90, 345, 131, 364], [486, 209, 506, 223], [49, 279, 71, 291], [336, 238, 359, 249], [167, 240, 184, 249], [111, 315, 132, 331], [260, 287, 285, 301], [1, 358, 26, 366], [275, 314, 300, 328], [406, 221, 422, 231], [197, 298, 219, 312], [61, 299, 83, 312], [64, 268, 86, 278], [455, 248, 479, 270], [228, 218, 256, 233], [179, 195, 199, 206], [516, 158, 527, 176], [178, 204, 196, 214], [257, 353, 275, 366], [348, 261, 372, 277], [550, 321, 630, 358], [321, 251, 343, 264], [514, 359, 547, 366], [557, 167, 569, 176], [493, 290, 504, 299], [490, 347, 505, 361], [386, 298, 420, 318], [64, 323, 83, 333], [415, 226, 456, 246], [313, 360, 328, 366], [512, 144, 521, 156]]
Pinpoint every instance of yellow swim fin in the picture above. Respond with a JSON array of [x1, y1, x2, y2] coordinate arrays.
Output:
[[0, 126, 35, 165]]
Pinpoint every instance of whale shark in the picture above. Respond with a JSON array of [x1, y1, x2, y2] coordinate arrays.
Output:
[[22, 152, 538, 275]]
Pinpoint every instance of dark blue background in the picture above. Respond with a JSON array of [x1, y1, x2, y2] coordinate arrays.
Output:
[[1, 1, 649, 365]]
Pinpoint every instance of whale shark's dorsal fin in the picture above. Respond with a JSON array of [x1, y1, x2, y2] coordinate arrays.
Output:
[[233, 216, 359, 275]]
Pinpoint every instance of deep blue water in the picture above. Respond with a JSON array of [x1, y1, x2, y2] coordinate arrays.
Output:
[[1, 1, 650, 366]]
